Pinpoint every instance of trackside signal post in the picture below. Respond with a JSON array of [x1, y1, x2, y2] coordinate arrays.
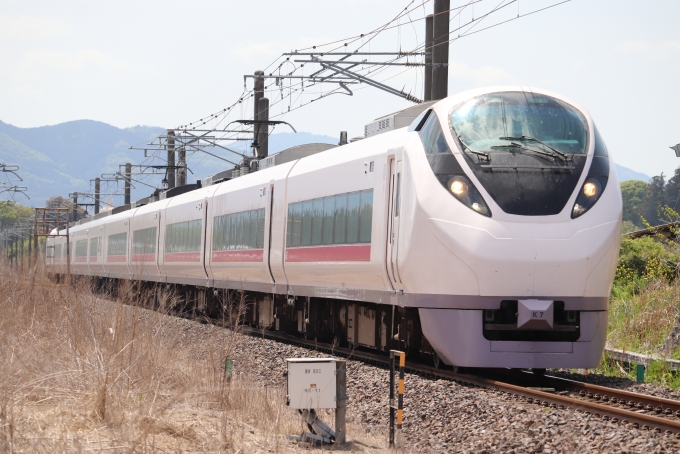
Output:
[[286, 358, 346, 445], [389, 350, 406, 448]]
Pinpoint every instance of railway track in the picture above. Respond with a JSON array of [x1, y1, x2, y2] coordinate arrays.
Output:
[[242, 326, 680, 438]]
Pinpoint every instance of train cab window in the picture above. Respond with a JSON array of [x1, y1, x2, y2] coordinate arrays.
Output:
[[107, 232, 127, 257], [54, 243, 62, 260], [287, 189, 373, 247], [418, 111, 450, 154], [132, 227, 157, 255], [213, 208, 265, 251], [593, 124, 608, 157], [165, 219, 202, 253]]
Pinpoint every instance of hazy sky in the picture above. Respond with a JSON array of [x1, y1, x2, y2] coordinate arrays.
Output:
[[1, 0, 679, 178]]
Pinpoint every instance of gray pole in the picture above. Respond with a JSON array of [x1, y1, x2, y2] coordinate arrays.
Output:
[[424, 14, 434, 101], [335, 360, 347, 444], [124, 162, 132, 205], [94, 177, 100, 215], [177, 146, 186, 186], [254, 70, 264, 151], [432, 0, 450, 100], [257, 97, 269, 159], [339, 131, 348, 145], [167, 129, 176, 189], [72, 193, 78, 222]]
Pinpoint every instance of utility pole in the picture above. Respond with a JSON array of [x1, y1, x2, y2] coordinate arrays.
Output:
[[432, 0, 450, 100], [177, 145, 186, 186], [424, 14, 434, 101], [94, 177, 100, 215], [72, 193, 78, 222], [254, 70, 265, 158], [257, 97, 270, 159], [167, 129, 176, 189], [124, 162, 132, 205]]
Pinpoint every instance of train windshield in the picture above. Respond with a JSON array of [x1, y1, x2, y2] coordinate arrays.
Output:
[[450, 92, 588, 155]]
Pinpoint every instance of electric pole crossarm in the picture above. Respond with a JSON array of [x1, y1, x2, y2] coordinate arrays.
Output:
[[316, 59, 422, 103], [295, 60, 429, 67], [283, 52, 424, 56], [228, 120, 297, 133], [178, 131, 247, 159]]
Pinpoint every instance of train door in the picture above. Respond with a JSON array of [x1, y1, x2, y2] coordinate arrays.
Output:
[[266, 182, 276, 283], [386, 157, 404, 290]]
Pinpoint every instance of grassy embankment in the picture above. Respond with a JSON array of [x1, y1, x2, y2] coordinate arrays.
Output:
[[0, 265, 386, 452], [592, 234, 680, 387]]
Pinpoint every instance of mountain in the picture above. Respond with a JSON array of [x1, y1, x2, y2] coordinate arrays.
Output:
[[0, 119, 337, 206], [615, 164, 650, 182]]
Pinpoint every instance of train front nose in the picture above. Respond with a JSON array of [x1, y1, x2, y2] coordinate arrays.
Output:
[[428, 218, 620, 297]]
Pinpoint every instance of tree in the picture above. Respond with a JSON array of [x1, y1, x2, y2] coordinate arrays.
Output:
[[620, 180, 649, 228], [0, 202, 33, 228]]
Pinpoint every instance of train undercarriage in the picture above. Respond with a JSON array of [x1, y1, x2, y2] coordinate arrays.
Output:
[[57, 274, 431, 361]]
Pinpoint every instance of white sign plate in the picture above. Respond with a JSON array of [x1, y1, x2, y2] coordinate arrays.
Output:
[[286, 358, 337, 409]]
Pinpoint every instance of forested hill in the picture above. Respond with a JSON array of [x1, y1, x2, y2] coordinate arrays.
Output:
[[621, 169, 680, 233], [0, 119, 335, 205]]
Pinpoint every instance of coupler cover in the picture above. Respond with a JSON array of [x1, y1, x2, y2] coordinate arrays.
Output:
[[517, 299, 554, 330]]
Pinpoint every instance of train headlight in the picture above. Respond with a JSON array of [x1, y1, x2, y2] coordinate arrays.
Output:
[[571, 177, 606, 218], [446, 175, 491, 217], [450, 179, 467, 195]]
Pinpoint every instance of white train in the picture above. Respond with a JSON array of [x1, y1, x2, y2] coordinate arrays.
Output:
[[46, 86, 622, 370]]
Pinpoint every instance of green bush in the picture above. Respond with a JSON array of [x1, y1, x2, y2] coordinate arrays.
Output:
[[616, 237, 677, 284]]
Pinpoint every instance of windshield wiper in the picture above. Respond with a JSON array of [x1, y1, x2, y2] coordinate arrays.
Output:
[[499, 136, 571, 161], [457, 135, 491, 162], [491, 142, 558, 162]]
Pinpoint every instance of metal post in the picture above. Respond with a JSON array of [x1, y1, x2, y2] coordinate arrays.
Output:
[[335, 360, 347, 444], [432, 0, 450, 100], [339, 131, 348, 146], [167, 129, 176, 189], [389, 350, 405, 448], [124, 162, 132, 205], [254, 70, 265, 152], [389, 353, 395, 446], [424, 14, 434, 101], [94, 177, 100, 214], [72, 193, 78, 222], [177, 146, 186, 186], [257, 97, 269, 159]]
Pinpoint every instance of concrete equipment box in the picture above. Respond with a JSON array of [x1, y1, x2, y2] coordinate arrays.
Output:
[[286, 358, 337, 409]]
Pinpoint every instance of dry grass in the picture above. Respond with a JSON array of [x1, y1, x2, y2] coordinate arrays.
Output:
[[607, 279, 680, 356], [0, 265, 390, 453]]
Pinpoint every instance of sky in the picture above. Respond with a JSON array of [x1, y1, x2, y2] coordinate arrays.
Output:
[[1, 0, 679, 178]]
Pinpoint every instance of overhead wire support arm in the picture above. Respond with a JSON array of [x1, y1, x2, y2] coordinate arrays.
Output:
[[294, 60, 428, 67], [282, 52, 424, 56], [314, 57, 422, 103]]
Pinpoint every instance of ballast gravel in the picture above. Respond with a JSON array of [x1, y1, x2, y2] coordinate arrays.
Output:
[[127, 305, 680, 453]]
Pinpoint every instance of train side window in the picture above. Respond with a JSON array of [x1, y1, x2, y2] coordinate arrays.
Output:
[[132, 226, 157, 255], [166, 220, 201, 253], [89, 237, 98, 257], [359, 189, 373, 243], [76, 239, 88, 257], [107, 232, 127, 257], [311, 199, 324, 245], [418, 111, 450, 154], [346, 192, 361, 243], [322, 197, 335, 245], [301, 200, 313, 246], [334, 193, 348, 244]]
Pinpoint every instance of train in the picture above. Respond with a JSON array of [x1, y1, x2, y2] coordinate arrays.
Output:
[[46, 86, 622, 370]]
